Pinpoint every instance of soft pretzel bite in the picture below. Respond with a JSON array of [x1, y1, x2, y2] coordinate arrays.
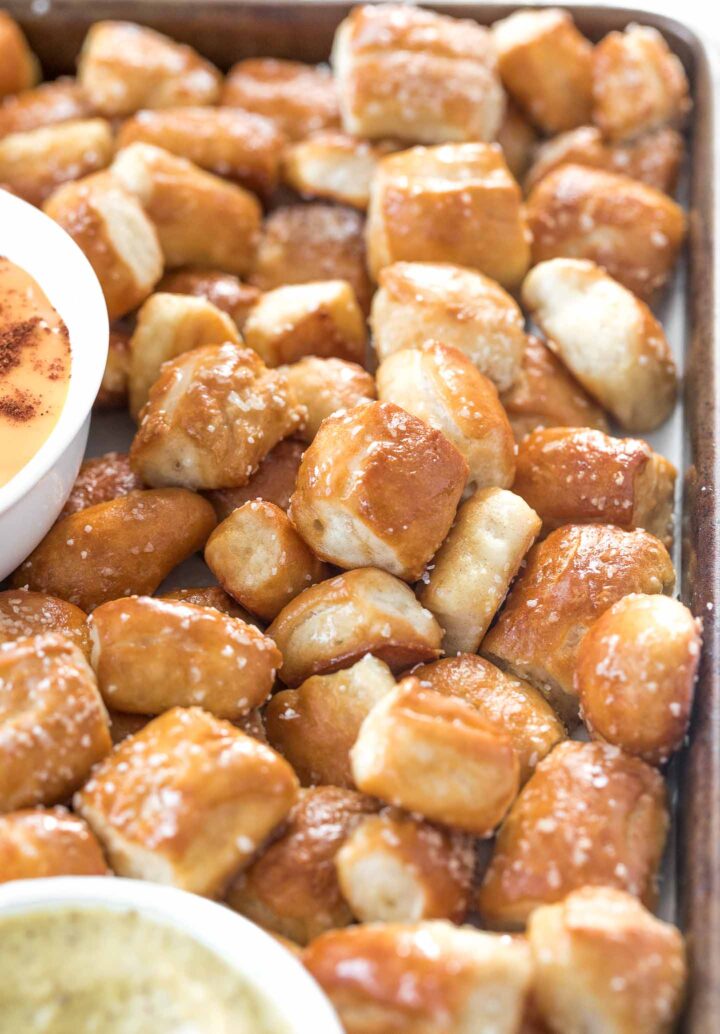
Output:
[[528, 886, 686, 1034], [283, 133, 396, 211], [75, 706, 298, 896], [111, 142, 261, 277], [370, 261, 526, 393], [500, 333, 609, 441], [250, 203, 373, 314], [205, 501, 330, 622], [332, 3, 504, 145], [351, 679, 519, 835], [243, 280, 366, 367], [130, 342, 304, 491], [0, 589, 90, 658], [377, 342, 515, 496], [478, 741, 668, 929], [412, 654, 565, 783], [94, 328, 131, 410], [522, 259, 677, 431], [0, 807, 109, 882], [0, 12, 39, 98], [205, 439, 304, 519], [281, 357, 375, 444], [226, 786, 378, 944], [158, 269, 260, 331], [336, 810, 475, 924], [0, 77, 93, 138], [575, 594, 700, 765], [266, 654, 397, 787], [304, 920, 533, 1034], [593, 24, 691, 142], [60, 452, 143, 517], [77, 21, 221, 116], [43, 171, 163, 320], [492, 8, 593, 134], [289, 401, 467, 581], [366, 143, 530, 288], [525, 164, 686, 302], [0, 634, 111, 812], [159, 585, 255, 624], [513, 427, 677, 545], [482, 524, 675, 724], [496, 102, 538, 183], [12, 489, 216, 612], [107, 710, 150, 746], [419, 488, 541, 657], [222, 58, 339, 141], [267, 568, 442, 688]]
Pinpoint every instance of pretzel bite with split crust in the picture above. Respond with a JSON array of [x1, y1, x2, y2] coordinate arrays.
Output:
[[159, 585, 255, 624], [477, 740, 668, 929], [522, 259, 677, 431], [281, 357, 375, 444], [130, 342, 305, 491], [0, 119, 113, 206], [367, 143, 530, 289], [266, 655, 397, 787], [496, 102, 538, 183], [60, 452, 143, 517], [283, 133, 397, 211], [75, 707, 298, 896], [110, 704, 266, 749], [77, 21, 221, 116], [222, 58, 339, 141], [528, 886, 686, 1034], [94, 328, 131, 410], [0, 590, 90, 658], [575, 594, 700, 765], [0, 13, 39, 99], [205, 439, 304, 519], [419, 488, 541, 657], [0, 77, 93, 139], [158, 269, 260, 331], [44, 171, 163, 319], [13, 489, 216, 612], [267, 569, 442, 688], [289, 401, 467, 581], [304, 921, 533, 1034], [0, 808, 109, 882], [0, 634, 111, 812]]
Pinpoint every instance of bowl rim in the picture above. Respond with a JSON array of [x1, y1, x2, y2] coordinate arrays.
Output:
[[0, 190, 108, 514]]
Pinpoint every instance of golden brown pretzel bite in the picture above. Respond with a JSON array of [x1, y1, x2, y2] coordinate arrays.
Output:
[[0, 77, 93, 138], [0, 634, 111, 812], [267, 568, 442, 688], [159, 585, 255, 624], [281, 358, 375, 444], [205, 439, 304, 519], [575, 594, 700, 765], [496, 102, 538, 183], [265, 654, 397, 787], [477, 741, 668, 929], [0, 12, 39, 99], [283, 133, 396, 210], [222, 58, 339, 141], [0, 590, 90, 658], [107, 710, 150, 746], [60, 452, 143, 517], [12, 489, 216, 612], [94, 328, 131, 411], [75, 706, 298, 897], [0, 807, 109, 882], [158, 269, 260, 331]]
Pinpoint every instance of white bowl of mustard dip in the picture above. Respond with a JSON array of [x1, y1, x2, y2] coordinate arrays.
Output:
[[0, 876, 343, 1034], [0, 189, 108, 581]]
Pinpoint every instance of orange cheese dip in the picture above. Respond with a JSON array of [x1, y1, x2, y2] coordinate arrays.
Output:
[[0, 257, 70, 487]]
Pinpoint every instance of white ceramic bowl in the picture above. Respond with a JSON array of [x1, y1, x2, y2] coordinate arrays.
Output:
[[0, 190, 108, 581], [0, 876, 343, 1033]]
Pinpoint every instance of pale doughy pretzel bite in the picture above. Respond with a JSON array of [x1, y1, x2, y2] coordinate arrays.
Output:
[[0, 77, 93, 138], [303, 921, 533, 1034], [222, 58, 339, 141], [75, 706, 298, 897], [129, 342, 305, 490], [44, 171, 163, 320], [419, 488, 541, 656], [528, 886, 686, 1034], [158, 269, 260, 331], [351, 679, 519, 835], [513, 427, 677, 545], [366, 143, 531, 288], [94, 328, 131, 410], [0, 634, 111, 812], [481, 524, 675, 724], [332, 3, 504, 144], [522, 259, 678, 431], [477, 740, 668, 929], [0, 590, 90, 658], [336, 810, 475, 924], [593, 24, 691, 143], [266, 654, 397, 787], [0, 12, 39, 98], [60, 451, 143, 517], [159, 585, 256, 625], [575, 594, 700, 765], [226, 786, 378, 944], [525, 164, 686, 302], [491, 8, 593, 134], [267, 568, 442, 688], [289, 401, 467, 581], [281, 357, 375, 444], [377, 342, 515, 495], [283, 133, 397, 210], [370, 261, 526, 393], [205, 439, 304, 519], [111, 142, 262, 276], [12, 489, 216, 612], [243, 280, 366, 367], [205, 501, 330, 622], [77, 21, 221, 116], [0, 807, 109, 882], [496, 102, 538, 183]]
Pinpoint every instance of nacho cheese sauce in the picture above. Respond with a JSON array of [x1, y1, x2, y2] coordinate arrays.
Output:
[[0, 907, 286, 1034], [0, 257, 70, 488]]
